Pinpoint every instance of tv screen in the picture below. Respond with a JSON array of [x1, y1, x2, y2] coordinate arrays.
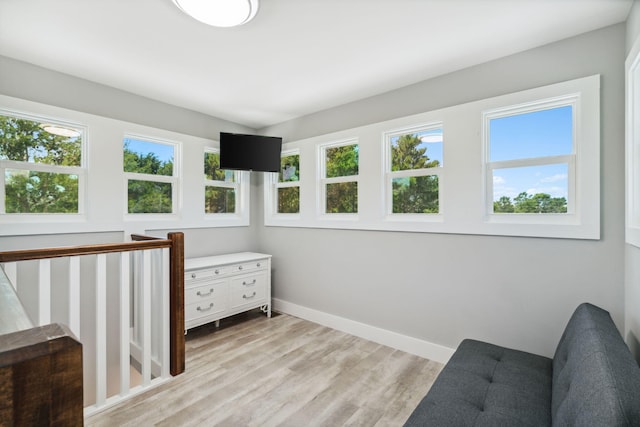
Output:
[[219, 132, 282, 172]]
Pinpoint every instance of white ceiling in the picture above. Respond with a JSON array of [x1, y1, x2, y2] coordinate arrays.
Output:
[[0, 0, 632, 129]]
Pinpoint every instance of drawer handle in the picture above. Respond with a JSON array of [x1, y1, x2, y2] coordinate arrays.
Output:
[[242, 292, 256, 299], [242, 279, 257, 286], [197, 288, 214, 297], [238, 265, 243, 271], [257, 262, 261, 267], [215, 269, 219, 274], [191, 273, 196, 279], [197, 303, 214, 312]]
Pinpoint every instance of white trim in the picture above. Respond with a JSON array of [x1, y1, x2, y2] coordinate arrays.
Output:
[[317, 138, 360, 219], [123, 134, 180, 217], [0, 108, 87, 218], [383, 122, 444, 217], [265, 75, 600, 240], [264, 149, 302, 222], [202, 147, 248, 222], [0, 94, 254, 235], [272, 298, 455, 364], [84, 377, 173, 418], [482, 95, 578, 220], [626, 33, 640, 248]]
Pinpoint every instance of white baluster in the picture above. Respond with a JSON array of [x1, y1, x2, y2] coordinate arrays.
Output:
[[68, 257, 80, 338], [161, 247, 170, 378], [142, 250, 152, 386], [120, 252, 131, 396], [95, 253, 107, 406], [38, 259, 51, 326]]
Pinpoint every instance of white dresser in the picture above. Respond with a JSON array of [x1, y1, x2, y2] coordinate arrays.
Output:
[[184, 252, 272, 330]]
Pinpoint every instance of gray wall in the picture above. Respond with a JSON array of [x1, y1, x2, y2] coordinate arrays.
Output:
[[0, 56, 250, 138], [258, 24, 626, 358], [626, 0, 640, 362]]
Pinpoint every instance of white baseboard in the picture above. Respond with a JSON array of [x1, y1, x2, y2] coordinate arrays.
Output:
[[272, 298, 454, 364]]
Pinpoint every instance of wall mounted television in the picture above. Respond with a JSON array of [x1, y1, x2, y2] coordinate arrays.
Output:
[[219, 132, 282, 173]]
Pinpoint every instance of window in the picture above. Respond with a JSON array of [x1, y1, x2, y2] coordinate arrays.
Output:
[[204, 149, 238, 214], [276, 151, 300, 214], [263, 75, 598, 238], [123, 135, 177, 214], [385, 124, 443, 216], [319, 140, 359, 214], [0, 111, 85, 215], [484, 99, 575, 216]]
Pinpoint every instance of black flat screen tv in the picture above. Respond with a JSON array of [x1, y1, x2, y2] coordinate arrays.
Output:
[[219, 132, 282, 172]]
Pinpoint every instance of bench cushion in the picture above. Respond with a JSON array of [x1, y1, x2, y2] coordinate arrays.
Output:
[[552, 303, 640, 427], [404, 339, 552, 427]]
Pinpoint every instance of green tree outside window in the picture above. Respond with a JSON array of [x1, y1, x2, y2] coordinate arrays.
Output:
[[204, 151, 236, 214], [389, 131, 441, 214], [123, 138, 174, 214], [324, 144, 358, 214], [1, 115, 82, 213], [277, 154, 300, 214]]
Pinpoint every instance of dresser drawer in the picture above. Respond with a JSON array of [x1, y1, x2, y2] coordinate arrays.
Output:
[[185, 266, 227, 283], [185, 297, 226, 321], [228, 259, 268, 275], [230, 284, 266, 309], [229, 272, 266, 293], [185, 281, 227, 305]]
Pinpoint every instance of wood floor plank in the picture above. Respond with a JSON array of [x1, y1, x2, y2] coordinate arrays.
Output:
[[86, 310, 442, 427]]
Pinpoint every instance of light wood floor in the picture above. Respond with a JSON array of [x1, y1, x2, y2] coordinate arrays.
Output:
[[86, 310, 442, 427]]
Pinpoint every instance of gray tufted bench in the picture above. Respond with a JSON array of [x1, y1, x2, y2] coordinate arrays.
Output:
[[404, 303, 640, 426]]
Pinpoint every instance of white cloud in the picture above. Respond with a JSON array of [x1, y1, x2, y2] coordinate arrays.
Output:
[[539, 173, 567, 184], [493, 175, 505, 185]]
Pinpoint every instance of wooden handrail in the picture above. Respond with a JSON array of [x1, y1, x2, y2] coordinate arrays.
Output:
[[0, 239, 172, 262], [0, 232, 185, 377]]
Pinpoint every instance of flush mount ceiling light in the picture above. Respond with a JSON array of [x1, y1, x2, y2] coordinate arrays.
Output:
[[40, 124, 81, 138], [173, 0, 259, 27]]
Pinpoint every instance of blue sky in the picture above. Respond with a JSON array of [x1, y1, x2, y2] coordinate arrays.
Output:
[[490, 106, 572, 201], [124, 137, 174, 164]]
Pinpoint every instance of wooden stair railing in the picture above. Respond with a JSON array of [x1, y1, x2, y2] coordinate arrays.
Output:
[[132, 232, 185, 375], [0, 231, 185, 425]]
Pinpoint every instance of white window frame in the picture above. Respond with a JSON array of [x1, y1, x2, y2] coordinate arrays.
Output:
[[483, 96, 577, 221], [478, 75, 600, 240], [262, 75, 599, 239], [203, 147, 243, 218], [0, 109, 87, 222], [383, 123, 444, 222], [268, 148, 301, 218], [123, 133, 180, 219], [627, 35, 640, 248], [317, 139, 359, 220]]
